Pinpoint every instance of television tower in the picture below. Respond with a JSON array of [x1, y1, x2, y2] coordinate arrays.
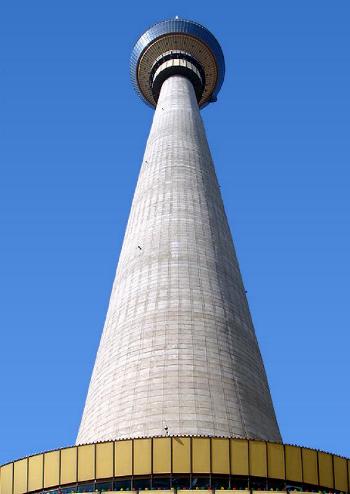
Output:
[[76, 18, 281, 444]]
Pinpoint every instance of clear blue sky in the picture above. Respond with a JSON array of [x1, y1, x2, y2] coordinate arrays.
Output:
[[0, 1, 349, 465]]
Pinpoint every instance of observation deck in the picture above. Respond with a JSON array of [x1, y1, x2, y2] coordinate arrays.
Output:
[[130, 18, 225, 108]]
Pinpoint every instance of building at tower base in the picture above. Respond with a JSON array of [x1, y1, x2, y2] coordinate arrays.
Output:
[[1, 438, 349, 494]]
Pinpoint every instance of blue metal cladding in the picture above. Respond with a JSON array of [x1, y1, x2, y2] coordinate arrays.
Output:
[[130, 18, 225, 108]]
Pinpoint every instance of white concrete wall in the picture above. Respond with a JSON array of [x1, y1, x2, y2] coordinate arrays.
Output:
[[77, 75, 281, 444]]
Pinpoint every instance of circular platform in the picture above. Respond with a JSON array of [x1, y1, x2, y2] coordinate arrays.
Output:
[[130, 18, 225, 108]]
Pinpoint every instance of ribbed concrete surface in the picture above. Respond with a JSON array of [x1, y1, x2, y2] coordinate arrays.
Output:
[[77, 75, 281, 444]]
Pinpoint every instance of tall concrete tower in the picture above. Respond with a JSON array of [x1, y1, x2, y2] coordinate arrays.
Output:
[[77, 18, 281, 444]]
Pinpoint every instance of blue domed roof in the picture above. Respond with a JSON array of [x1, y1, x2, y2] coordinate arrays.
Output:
[[130, 18, 225, 108]]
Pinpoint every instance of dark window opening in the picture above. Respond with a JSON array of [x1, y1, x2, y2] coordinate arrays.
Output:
[[211, 475, 230, 489], [230, 476, 249, 490], [133, 477, 151, 490], [191, 476, 210, 489], [77, 484, 95, 492], [250, 477, 267, 491], [172, 475, 191, 489], [96, 481, 114, 492], [113, 479, 132, 491], [152, 476, 171, 489]]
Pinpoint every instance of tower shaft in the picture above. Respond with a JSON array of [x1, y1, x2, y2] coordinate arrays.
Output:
[[77, 75, 281, 444]]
